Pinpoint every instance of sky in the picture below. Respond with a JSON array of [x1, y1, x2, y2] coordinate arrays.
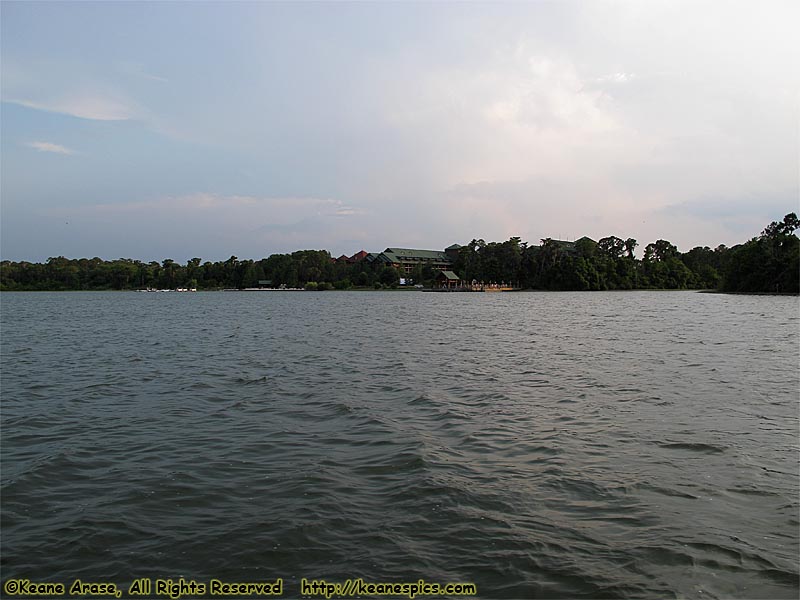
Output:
[[1, 0, 798, 262]]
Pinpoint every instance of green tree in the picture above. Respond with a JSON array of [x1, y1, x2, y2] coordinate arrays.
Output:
[[379, 265, 401, 287], [721, 213, 799, 293], [598, 236, 625, 259]]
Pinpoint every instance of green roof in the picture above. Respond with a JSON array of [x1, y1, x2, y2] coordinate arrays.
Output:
[[547, 237, 596, 247], [438, 270, 461, 280], [381, 247, 451, 263], [383, 248, 450, 261], [445, 243, 463, 250], [365, 247, 454, 266]]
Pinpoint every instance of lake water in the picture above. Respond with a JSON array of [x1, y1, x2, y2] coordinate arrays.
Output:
[[1, 291, 798, 599]]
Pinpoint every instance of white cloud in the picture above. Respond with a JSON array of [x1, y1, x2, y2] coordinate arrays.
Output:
[[365, 46, 632, 190], [7, 93, 137, 121], [334, 207, 367, 217], [43, 193, 364, 224], [26, 141, 75, 155], [1, 58, 141, 121], [595, 72, 635, 84]]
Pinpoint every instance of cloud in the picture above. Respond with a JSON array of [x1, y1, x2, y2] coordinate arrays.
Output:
[[1, 57, 141, 121], [43, 192, 367, 226], [361, 45, 635, 191], [118, 61, 168, 83], [594, 72, 635, 84], [3, 2, 797, 261], [33, 193, 373, 260], [334, 206, 368, 217], [26, 141, 75, 155], [6, 93, 137, 121], [477, 56, 618, 133], [659, 196, 793, 220]]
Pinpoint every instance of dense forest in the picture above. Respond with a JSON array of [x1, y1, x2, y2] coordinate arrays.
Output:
[[1, 213, 797, 293]]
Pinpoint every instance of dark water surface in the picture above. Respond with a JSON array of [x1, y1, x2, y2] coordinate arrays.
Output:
[[1, 291, 798, 599]]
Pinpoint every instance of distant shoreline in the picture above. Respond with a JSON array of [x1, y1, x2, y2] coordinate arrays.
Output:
[[2, 215, 797, 294], [3, 288, 797, 296]]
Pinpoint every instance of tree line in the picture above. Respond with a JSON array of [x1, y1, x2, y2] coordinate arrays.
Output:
[[1, 213, 797, 293]]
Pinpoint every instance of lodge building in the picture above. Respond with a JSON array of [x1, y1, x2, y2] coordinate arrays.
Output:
[[364, 244, 462, 274]]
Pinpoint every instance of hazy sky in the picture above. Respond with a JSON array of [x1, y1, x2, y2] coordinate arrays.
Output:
[[2, 1, 798, 262]]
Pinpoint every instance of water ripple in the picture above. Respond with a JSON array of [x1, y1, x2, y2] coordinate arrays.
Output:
[[1, 291, 798, 598]]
